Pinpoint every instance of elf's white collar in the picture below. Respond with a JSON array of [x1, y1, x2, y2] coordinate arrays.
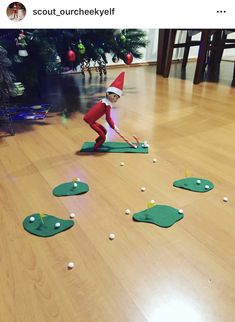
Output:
[[101, 98, 112, 107]]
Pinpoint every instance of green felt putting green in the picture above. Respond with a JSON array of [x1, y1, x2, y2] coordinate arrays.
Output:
[[23, 213, 74, 237], [133, 205, 184, 228], [80, 142, 148, 153], [53, 181, 89, 197], [173, 177, 214, 192]]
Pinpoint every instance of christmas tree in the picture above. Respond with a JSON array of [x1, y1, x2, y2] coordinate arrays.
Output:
[[0, 29, 148, 98], [1, 29, 147, 73], [0, 45, 16, 103], [0, 45, 17, 135]]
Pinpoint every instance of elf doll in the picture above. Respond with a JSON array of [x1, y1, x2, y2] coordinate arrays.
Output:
[[84, 72, 125, 151], [13, 3, 18, 19]]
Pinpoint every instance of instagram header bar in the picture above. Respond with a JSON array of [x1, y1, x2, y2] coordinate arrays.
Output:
[[1, 0, 234, 28]]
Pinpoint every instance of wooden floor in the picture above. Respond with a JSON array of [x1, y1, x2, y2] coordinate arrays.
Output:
[[0, 65, 235, 322]]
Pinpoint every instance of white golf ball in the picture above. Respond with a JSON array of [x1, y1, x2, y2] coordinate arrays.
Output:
[[55, 222, 61, 228], [73, 182, 78, 188], [141, 187, 146, 192], [67, 262, 74, 269], [125, 209, 131, 215], [178, 209, 184, 214], [153, 158, 157, 163], [120, 162, 125, 166], [142, 143, 149, 148], [223, 197, 228, 202], [196, 179, 201, 184], [70, 213, 76, 219], [150, 200, 156, 204], [205, 185, 210, 190], [29, 216, 35, 222], [109, 233, 115, 240]]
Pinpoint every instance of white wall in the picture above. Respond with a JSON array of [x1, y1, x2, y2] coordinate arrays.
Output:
[[106, 29, 235, 66]]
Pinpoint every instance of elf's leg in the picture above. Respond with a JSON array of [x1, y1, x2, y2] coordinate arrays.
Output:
[[97, 124, 107, 135], [94, 124, 107, 149], [90, 122, 106, 150]]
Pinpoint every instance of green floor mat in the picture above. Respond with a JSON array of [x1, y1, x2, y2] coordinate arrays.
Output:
[[80, 142, 149, 153], [133, 204, 184, 228], [173, 177, 214, 192], [23, 213, 74, 237]]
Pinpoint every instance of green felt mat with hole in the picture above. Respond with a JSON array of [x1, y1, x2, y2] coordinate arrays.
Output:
[[173, 177, 214, 192], [133, 205, 184, 228], [80, 142, 148, 153], [23, 213, 74, 237], [53, 181, 89, 197]]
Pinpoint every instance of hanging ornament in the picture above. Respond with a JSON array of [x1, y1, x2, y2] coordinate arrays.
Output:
[[14, 82, 25, 96], [97, 48, 104, 55], [120, 34, 126, 43], [56, 55, 61, 63], [112, 55, 119, 63], [113, 29, 122, 36], [16, 30, 28, 57], [123, 52, 133, 65], [77, 42, 86, 55], [67, 48, 76, 62]]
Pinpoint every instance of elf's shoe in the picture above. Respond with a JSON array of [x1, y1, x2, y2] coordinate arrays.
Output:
[[94, 137, 105, 151]]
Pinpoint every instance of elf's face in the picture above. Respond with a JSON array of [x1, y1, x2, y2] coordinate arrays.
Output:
[[107, 93, 120, 103]]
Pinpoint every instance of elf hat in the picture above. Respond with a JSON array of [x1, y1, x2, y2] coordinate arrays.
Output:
[[106, 72, 125, 97]]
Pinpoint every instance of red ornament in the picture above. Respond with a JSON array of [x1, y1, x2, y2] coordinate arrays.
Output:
[[67, 49, 76, 62], [124, 52, 133, 65]]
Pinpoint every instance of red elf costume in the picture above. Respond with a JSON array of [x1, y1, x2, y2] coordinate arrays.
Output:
[[83, 72, 125, 150]]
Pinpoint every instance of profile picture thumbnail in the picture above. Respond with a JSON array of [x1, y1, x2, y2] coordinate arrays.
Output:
[[6, 2, 26, 22]]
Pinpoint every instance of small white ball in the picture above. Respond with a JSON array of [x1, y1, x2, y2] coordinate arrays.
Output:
[[29, 216, 35, 223], [109, 233, 115, 240], [141, 187, 146, 192], [70, 213, 76, 219], [67, 262, 74, 269], [55, 222, 61, 228], [153, 158, 157, 163], [223, 197, 228, 202], [141, 143, 149, 148], [178, 209, 184, 214], [120, 162, 125, 166], [73, 182, 78, 188], [205, 185, 210, 190], [125, 209, 131, 215], [150, 200, 156, 204], [196, 179, 201, 184]]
